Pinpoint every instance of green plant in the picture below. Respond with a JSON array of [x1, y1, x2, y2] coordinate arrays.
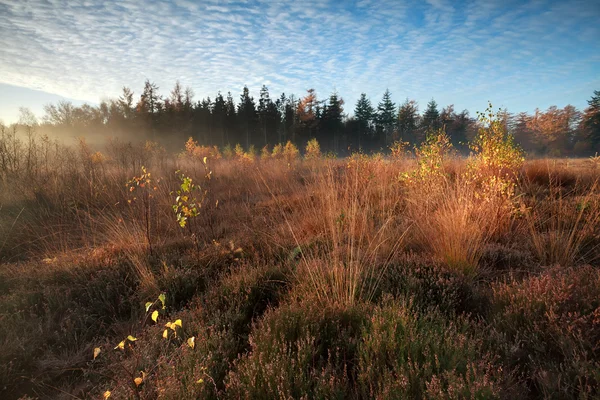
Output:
[[401, 129, 452, 184], [466, 102, 524, 203], [172, 170, 206, 229], [92, 294, 203, 399]]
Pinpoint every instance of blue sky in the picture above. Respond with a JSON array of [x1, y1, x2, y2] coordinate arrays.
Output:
[[0, 0, 599, 124]]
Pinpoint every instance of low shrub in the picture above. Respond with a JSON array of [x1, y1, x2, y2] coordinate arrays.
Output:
[[490, 265, 600, 398], [225, 300, 368, 399], [357, 299, 515, 400]]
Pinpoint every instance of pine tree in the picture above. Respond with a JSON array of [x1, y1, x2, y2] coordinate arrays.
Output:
[[354, 93, 375, 147], [238, 86, 257, 148], [321, 92, 344, 152], [225, 92, 237, 145], [583, 90, 600, 151], [213, 92, 226, 146], [397, 99, 419, 146], [421, 98, 441, 134], [376, 89, 396, 146]]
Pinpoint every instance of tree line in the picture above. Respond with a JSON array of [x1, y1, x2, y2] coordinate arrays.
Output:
[[7, 80, 600, 156]]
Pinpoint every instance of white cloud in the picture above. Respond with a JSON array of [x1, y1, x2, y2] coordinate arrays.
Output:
[[0, 0, 597, 118]]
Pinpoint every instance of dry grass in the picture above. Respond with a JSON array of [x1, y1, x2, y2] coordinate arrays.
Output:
[[2, 134, 600, 399], [259, 157, 408, 305]]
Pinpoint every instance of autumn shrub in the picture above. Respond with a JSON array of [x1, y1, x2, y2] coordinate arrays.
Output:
[[389, 139, 409, 160], [271, 142, 283, 159], [222, 144, 233, 159], [183, 137, 221, 160], [490, 265, 600, 398], [260, 144, 270, 160], [465, 103, 524, 206], [233, 143, 244, 159], [401, 129, 453, 186], [305, 137, 321, 160], [283, 140, 299, 163]]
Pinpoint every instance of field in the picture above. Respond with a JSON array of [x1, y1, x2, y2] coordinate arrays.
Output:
[[1, 130, 600, 399]]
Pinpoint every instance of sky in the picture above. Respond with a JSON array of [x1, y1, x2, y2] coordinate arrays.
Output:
[[0, 0, 599, 124]]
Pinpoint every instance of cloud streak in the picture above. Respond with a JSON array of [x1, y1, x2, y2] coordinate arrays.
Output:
[[0, 0, 598, 119]]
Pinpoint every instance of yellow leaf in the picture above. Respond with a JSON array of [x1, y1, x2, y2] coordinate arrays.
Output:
[[134, 377, 143, 386], [187, 336, 195, 349], [197, 378, 204, 384], [165, 321, 172, 329], [103, 390, 111, 399], [163, 329, 168, 339], [151, 310, 159, 323], [114, 340, 125, 350], [127, 335, 137, 342], [174, 319, 182, 328], [93, 347, 101, 360], [203, 156, 207, 165]]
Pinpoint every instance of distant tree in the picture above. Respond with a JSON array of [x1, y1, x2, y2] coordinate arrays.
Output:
[[137, 80, 161, 137], [170, 81, 184, 111], [18, 107, 38, 127], [512, 112, 537, 154], [258, 85, 280, 146], [376, 89, 396, 146], [354, 93, 375, 148], [238, 86, 257, 148], [118, 87, 135, 120], [527, 105, 581, 156], [213, 92, 227, 146], [421, 99, 441, 133], [321, 92, 344, 152], [284, 95, 298, 143], [194, 97, 212, 144], [397, 99, 419, 146], [43, 101, 76, 126], [297, 89, 319, 142], [225, 92, 237, 145], [583, 90, 600, 152], [437, 104, 473, 152], [138, 80, 160, 116]]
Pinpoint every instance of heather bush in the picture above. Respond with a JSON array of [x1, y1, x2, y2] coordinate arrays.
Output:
[[225, 299, 368, 399], [490, 265, 600, 398], [0, 255, 140, 394], [357, 299, 514, 400], [376, 254, 484, 316]]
